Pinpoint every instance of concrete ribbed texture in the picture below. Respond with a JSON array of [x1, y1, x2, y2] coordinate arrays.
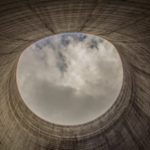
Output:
[[0, 0, 150, 149]]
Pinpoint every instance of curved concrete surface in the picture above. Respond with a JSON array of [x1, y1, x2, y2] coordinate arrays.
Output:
[[0, 0, 150, 149]]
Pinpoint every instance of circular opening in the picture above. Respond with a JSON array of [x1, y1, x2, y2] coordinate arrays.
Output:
[[16, 32, 123, 126]]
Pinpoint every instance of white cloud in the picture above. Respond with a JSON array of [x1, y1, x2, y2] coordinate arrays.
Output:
[[17, 33, 123, 125]]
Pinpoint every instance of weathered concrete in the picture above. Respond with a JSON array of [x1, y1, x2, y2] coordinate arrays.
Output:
[[0, 0, 150, 149]]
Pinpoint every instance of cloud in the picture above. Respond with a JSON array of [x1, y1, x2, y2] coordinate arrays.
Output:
[[17, 33, 123, 125]]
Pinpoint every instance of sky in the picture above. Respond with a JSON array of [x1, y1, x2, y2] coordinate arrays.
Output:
[[16, 32, 123, 125]]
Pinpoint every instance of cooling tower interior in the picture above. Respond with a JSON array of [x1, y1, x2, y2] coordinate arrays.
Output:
[[0, 0, 150, 149]]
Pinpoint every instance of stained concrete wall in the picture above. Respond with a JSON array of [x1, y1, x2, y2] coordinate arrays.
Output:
[[0, 0, 150, 149]]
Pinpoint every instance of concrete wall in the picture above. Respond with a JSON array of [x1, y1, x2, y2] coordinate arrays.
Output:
[[0, 0, 150, 149]]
